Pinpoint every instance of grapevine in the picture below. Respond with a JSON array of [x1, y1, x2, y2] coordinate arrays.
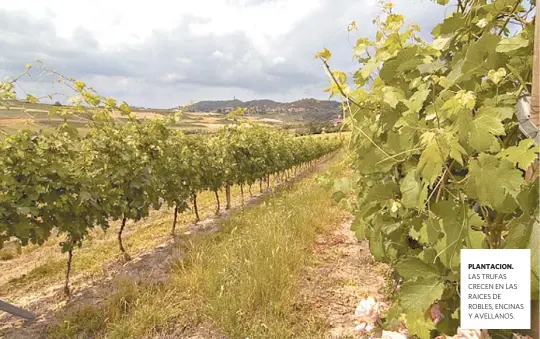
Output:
[[0, 67, 342, 295], [318, 0, 538, 337]]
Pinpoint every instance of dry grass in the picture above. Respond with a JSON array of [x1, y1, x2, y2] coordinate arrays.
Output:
[[47, 157, 347, 339]]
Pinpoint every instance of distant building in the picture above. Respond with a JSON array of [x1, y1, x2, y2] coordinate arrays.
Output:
[[331, 117, 343, 127]]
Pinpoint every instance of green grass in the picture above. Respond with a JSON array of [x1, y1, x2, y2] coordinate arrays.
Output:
[[48, 155, 347, 339]]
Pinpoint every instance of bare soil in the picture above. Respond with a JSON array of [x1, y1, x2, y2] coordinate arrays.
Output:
[[298, 216, 390, 338]]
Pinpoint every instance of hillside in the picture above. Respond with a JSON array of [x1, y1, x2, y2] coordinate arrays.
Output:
[[182, 98, 342, 121]]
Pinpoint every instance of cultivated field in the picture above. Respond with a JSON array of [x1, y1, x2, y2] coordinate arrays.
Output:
[[0, 102, 307, 136]]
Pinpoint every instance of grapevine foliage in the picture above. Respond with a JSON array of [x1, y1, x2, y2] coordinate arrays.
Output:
[[0, 70, 341, 294], [319, 0, 538, 337]]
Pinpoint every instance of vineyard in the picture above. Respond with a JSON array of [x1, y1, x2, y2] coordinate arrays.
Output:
[[0, 75, 341, 297], [0, 0, 539, 338]]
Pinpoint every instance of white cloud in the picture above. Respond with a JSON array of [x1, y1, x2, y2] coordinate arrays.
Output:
[[176, 57, 192, 64], [0, 0, 449, 108], [272, 56, 286, 65], [212, 50, 225, 58], [0, 0, 323, 54]]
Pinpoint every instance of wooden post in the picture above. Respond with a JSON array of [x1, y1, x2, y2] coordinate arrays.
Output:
[[524, 6, 539, 339], [531, 4, 539, 126], [0, 300, 35, 319], [524, 4, 539, 185]]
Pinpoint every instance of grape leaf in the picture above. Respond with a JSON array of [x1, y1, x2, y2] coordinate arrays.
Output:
[[505, 214, 539, 298], [497, 139, 539, 170], [314, 48, 332, 60], [496, 35, 530, 52], [487, 68, 507, 84], [396, 257, 441, 279], [406, 310, 436, 339], [467, 107, 505, 152], [466, 154, 524, 208], [400, 170, 428, 209], [404, 85, 430, 113], [399, 276, 444, 312], [417, 136, 446, 184]]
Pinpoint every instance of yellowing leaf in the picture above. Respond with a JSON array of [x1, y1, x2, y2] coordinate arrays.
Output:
[[406, 310, 436, 339], [441, 90, 476, 116], [487, 68, 507, 84], [360, 58, 380, 79], [417, 137, 445, 184], [476, 18, 488, 28], [497, 139, 539, 170], [381, 86, 404, 108], [404, 85, 430, 113], [314, 48, 332, 60], [496, 35, 530, 53], [119, 101, 132, 116], [74, 80, 86, 91], [26, 94, 38, 104], [432, 36, 451, 50], [48, 106, 59, 118]]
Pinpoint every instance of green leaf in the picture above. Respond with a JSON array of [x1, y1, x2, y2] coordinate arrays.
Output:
[[505, 214, 539, 299], [418, 219, 441, 245], [404, 85, 430, 113], [432, 201, 481, 270], [432, 12, 465, 36], [496, 35, 530, 53], [466, 154, 525, 208], [368, 220, 386, 261], [399, 276, 444, 312], [462, 33, 500, 74], [497, 139, 539, 170], [406, 310, 437, 339], [467, 228, 486, 249], [400, 170, 428, 209], [417, 134, 445, 185], [468, 106, 505, 152], [351, 217, 367, 240], [365, 181, 398, 202], [396, 257, 441, 280], [418, 60, 447, 74]]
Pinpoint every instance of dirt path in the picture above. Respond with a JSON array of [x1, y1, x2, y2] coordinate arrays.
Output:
[[0, 154, 338, 339], [298, 216, 390, 338]]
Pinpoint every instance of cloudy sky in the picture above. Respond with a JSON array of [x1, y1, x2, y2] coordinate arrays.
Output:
[[0, 0, 449, 108]]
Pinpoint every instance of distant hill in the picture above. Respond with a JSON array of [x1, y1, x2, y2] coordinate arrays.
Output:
[[181, 98, 342, 122]]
